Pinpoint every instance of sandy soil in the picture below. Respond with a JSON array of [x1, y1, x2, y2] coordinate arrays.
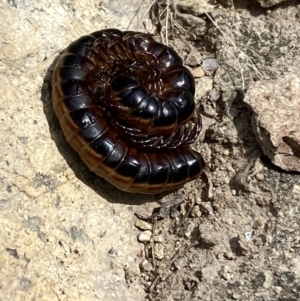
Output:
[[0, 0, 300, 300]]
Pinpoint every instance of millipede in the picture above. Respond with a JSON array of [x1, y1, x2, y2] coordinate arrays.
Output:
[[51, 29, 205, 194]]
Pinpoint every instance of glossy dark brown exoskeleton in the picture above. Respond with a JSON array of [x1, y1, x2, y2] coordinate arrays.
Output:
[[52, 29, 205, 193]]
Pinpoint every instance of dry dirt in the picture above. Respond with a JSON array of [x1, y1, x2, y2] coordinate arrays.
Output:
[[0, 0, 300, 301]]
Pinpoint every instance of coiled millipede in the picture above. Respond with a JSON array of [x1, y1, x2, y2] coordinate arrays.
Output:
[[52, 29, 205, 194]]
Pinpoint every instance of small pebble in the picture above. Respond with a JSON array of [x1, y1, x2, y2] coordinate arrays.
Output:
[[232, 292, 242, 300], [135, 219, 152, 231], [273, 286, 282, 294], [244, 231, 254, 241], [202, 58, 218, 71], [219, 265, 234, 281], [195, 76, 213, 99], [255, 173, 264, 181], [209, 89, 220, 101], [138, 230, 152, 242], [194, 195, 202, 205], [157, 262, 167, 271], [154, 243, 164, 260], [186, 52, 202, 66], [255, 194, 271, 206], [184, 228, 192, 238], [153, 234, 164, 243], [253, 220, 263, 229], [199, 202, 214, 215], [170, 206, 181, 218], [140, 260, 153, 272], [292, 184, 300, 200], [192, 66, 205, 78], [223, 149, 230, 156], [191, 205, 202, 218], [224, 251, 235, 260], [200, 232, 220, 246]]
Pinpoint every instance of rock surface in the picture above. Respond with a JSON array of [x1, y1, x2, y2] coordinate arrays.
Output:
[[244, 74, 300, 172], [257, 0, 289, 7]]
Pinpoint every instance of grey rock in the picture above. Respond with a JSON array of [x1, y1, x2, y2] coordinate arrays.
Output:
[[244, 74, 300, 172], [257, 0, 289, 8]]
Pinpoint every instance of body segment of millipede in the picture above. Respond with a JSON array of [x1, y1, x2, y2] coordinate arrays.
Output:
[[52, 29, 205, 194]]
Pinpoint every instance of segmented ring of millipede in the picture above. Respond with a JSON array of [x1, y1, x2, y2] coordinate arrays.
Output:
[[52, 29, 205, 194]]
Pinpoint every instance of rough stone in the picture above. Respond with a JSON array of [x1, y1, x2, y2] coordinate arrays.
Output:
[[257, 0, 289, 7], [244, 74, 300, 172], [176, 0, 215, 15], [138, 231, 152, 243]]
